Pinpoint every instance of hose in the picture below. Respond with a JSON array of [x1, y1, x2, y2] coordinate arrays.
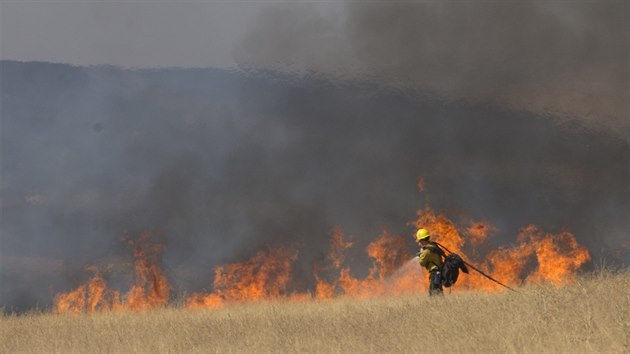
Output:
[[434, 242, 520, 293]]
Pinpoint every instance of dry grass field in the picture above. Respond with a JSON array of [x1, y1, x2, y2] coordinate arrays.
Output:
[[2, 269, 629, 354]]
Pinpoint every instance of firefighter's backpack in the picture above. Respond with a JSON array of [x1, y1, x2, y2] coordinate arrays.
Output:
[[441, 254, 469, 287]]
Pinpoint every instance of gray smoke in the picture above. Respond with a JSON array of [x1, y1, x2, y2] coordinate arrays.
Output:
[[235, 1, 630, 140], [1, 1, 629, 311]]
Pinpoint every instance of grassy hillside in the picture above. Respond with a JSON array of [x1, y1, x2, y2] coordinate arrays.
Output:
[[2, 269, 628, 354]]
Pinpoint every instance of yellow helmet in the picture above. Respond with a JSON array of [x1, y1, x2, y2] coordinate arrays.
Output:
[[416, 228, 430, 241]]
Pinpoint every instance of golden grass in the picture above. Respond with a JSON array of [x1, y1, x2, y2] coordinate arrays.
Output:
[[2, 269, 629, 354]]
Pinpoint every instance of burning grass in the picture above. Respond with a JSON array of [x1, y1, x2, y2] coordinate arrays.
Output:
[[2, 268, 628, 353], [49, 207, 592, 314], [2, 203, 610, 353]]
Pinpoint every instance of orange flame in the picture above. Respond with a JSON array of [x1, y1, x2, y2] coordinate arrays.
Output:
[[186, 247, 298, 308], [54, 206, 591, 314], [54, 232, 169, 314], [324, 230, 421, 299], [123, 234, 170, 310], [414, 207, 465, 253], [411, 210, 591, 291], [313, 227, 352, 300], [328, 226, 353, 269], [465, 220, 497, 247], [524, 226, 591, 285], [54, 285, 86, 315], [366, 232, 411, 278]]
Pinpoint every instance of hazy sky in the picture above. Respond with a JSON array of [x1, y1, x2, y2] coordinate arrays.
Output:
[[2, 1, 627, 139], [0, 1, 269, 68]]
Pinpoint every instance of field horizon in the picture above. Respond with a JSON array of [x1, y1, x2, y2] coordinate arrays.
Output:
[[2, 268, 628, 354]]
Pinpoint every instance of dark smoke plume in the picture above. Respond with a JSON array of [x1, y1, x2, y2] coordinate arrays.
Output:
[[1, 1, 629, 311], [1, 60, 628, 311], [235, 1, 629, 139]]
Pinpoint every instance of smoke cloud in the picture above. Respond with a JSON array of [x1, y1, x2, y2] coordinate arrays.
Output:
[[235, 1, 629, 139], [1, 1, 628, 311]]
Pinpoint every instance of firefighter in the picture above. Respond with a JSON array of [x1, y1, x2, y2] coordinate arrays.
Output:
[[416, 228, 444, 296]]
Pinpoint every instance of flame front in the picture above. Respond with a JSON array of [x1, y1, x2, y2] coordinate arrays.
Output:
[[313, 226, 352, 300], [54, 232, 169, 314], [187, 247, 298, 309], [54, 207, 591, 314]]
